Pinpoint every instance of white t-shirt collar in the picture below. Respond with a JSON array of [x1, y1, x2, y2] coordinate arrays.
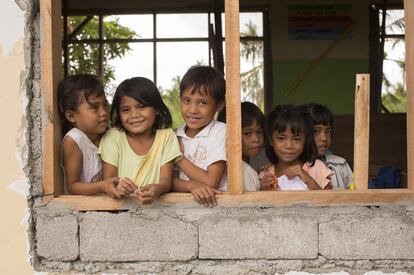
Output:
[[176, 120, 216, 139]]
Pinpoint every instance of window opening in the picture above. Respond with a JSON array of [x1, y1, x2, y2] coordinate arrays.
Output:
[[371, 4, 406, 113], [63, 9, 266, 126]]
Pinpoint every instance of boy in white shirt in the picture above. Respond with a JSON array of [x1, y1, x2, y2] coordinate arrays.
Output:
[[173, 65, 227, 207]]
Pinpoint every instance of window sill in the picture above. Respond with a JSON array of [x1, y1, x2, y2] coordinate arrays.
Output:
[[45, 189, 414, 211]]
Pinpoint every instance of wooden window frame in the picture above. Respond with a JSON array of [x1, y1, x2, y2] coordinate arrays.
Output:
[[41, 0, 414, 210], [62, 8, 269, 111]]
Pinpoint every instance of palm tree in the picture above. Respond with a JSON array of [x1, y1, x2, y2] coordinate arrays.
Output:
[[381, 10, 406, 112], [240, 21, 264, 109]]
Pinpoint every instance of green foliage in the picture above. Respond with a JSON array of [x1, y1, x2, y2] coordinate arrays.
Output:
[[66, 16, 136, 88], [382, 83, 406, 113], [381, 10, 406, 113], [160, 76, 184, 129]]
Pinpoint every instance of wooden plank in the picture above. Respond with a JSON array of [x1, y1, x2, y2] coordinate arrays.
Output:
[[405, 0, 414, 190], [40, 0, 63, 196], [51, 190, 414, 210], [225, 0, 243, 195], [42, 194, 54, 205], [353, 74, 370, 190], [50, 195, 127, 211]]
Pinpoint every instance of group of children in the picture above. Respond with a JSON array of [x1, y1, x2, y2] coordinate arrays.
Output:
[[58, 65, 353, 207]]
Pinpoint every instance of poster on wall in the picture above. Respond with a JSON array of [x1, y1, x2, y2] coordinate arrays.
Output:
[[288, 4, 353, 40]]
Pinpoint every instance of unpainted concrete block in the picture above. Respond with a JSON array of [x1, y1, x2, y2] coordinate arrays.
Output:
[[319, 213, 414, 259], [36, 215, 79, 261], [80, 212, 198, 261], [199, 214, 318, 259]]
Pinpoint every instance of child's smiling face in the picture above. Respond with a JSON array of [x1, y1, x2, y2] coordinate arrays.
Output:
[[119, 95, 157, 137], [180, 88, 222, 138], [271, 126, 305, 165], [242, 121, 264, 160], [314, 124, 332, 156]]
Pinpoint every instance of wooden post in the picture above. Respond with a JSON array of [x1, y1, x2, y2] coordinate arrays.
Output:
[[404, 0, 414, 190], [225, 0, 243, 194], [40, 0, 63, 198], [354, 74, 370, 190]]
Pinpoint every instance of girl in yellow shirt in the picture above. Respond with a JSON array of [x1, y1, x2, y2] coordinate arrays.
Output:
[[99, 77, 182, 204]]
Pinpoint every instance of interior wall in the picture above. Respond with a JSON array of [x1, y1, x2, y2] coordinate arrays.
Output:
[[270, 0, 369, 114]]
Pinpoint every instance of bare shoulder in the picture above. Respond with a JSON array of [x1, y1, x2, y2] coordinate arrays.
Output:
[[62, 135, 81, 157]]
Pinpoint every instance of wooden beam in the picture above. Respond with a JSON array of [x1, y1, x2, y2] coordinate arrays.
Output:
[[40, 0, 63, 196], [50, 190, 414, 210], [225, 0, 243, 194], [354, 74, 370, 190], [405, 0, 414, 190]]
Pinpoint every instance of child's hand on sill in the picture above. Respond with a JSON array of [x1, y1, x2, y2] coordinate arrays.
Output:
[[135, 184, 163, 204], [116, 177, 138, 196], [188, 181, 222, 208], [104, 177, 122, 198]]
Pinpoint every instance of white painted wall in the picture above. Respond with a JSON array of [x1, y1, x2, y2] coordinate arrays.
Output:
[[0, 1, 33, 274]]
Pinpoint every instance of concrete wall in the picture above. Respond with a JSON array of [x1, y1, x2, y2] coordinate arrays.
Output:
[[2, 0, 414, 274], [34, 203, 414, 273]]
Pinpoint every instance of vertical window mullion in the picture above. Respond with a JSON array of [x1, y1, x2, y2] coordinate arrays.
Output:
[[404, 0, 414, 190], [63, 0, 68, 78], [153, 13, 157, 85], [225, 0, 243, 194], [98, 15, 104, 80], [208, 12, 211, 66]]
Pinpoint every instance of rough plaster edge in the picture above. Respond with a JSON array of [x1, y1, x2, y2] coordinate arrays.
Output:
[[16, 0, 39, 271], [7, 175, 30, 197]]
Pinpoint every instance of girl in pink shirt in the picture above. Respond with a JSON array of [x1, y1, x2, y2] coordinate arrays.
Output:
[[259, 105, 333, 191]]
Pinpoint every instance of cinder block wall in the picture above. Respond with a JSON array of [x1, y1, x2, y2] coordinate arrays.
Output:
[[33, 204, 414, 273], [24, 1, 414, 274]]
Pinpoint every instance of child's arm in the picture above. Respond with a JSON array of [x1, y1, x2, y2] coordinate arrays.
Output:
[[176, 157, 223, 187], [173, 177, 221, 207], [136, 161, 174, 204], [63, 137, 120, 197]]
